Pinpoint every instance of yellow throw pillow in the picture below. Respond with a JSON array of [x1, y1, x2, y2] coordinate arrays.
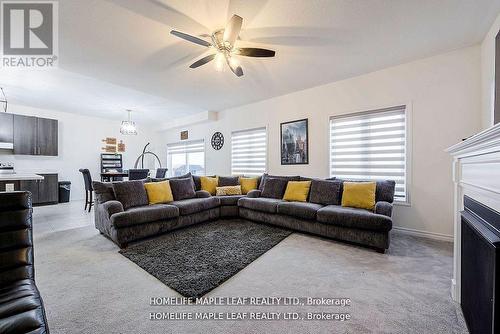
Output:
[[216, 185, 242, 196], [341, 182, 376, 210], [144, 181, 173, 205], [200, 176, 218, 195], [239, 177, 258, 195], [283, 181, 312, 202]]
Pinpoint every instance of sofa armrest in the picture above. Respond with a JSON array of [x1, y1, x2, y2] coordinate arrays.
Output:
[[375, 201, 393, 218], [195, 190, 211, 198], [246, 190, 262, 198], [102, 200, 124, 218]]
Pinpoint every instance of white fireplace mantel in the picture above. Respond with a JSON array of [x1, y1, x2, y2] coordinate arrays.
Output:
[[446, 123, 500, 302]]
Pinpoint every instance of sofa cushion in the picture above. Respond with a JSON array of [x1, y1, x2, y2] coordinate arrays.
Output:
[[200, 176, 219, 195], [239, 177, 259, 194], [169, 178, 196, 201], [238, 197, 283, 213], [283, 181, 312, 202], [170, 197, 220, 215], [110, 204, 179, 228], [309, 179, 342, 205], [277, 201, 323, 220], [261, 178, 289, 199], [336, 178, 396, 203], [144, 181, 174, 204], [192, 174, 215, 191], [112, 180, 148, 210], [258, 174, 300, 191], [341, 181, 376, 210], [169, 172, 192, 180], [317, 205, 392, 232], [216, 185, 242, 196], [92, 181, 115, 203], [218, 176, 240, 187], [217, 195, 245, 206]]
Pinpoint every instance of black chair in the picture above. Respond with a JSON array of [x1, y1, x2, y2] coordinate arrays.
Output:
[[0, 191, 50, 333], [128, 169, 149, 180], [79, 168, 93, 212], [155, 168, 167, 178]]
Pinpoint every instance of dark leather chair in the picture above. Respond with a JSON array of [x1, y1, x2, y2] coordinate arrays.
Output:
[[0, 191, 50, 334], [79, 169, 93, 212], [155, 168, 167, 178], [128, 169, 149, 180]]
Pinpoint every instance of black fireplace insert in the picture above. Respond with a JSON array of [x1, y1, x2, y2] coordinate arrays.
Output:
[[461, 195, 500, 334]]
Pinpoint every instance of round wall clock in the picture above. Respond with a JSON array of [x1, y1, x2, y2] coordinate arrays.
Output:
[[211, 132, 224, 150]]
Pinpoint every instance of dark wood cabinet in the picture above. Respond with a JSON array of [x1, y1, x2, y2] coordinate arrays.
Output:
[[38, 174, 58, 203], [0, 113, 13, 145], [19, 179, 40, 203], [37, 118, 58, 156], [19, 174, 58, 205], [13, 115, 37, 155], [13, 115, 58, 156]]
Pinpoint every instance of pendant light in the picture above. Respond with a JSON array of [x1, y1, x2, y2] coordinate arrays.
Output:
[[0, 88, 7, 113], [120, 109, 137, 135]]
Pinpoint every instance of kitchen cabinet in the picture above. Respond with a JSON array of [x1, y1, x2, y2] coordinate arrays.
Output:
[[0, 113, 13, 146], [13, 115, 37, 155], [19, 173, 58, 205], [37, 118, 58, 156], [13, 115, 58, 156]]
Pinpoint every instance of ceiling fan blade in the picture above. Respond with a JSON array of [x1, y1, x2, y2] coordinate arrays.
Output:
[[225, 56, 243, 77], [223, 14, 243, 47], [235, 48, 275, 57], [189, 54, 216, 68], [170, 30, 212, 47]]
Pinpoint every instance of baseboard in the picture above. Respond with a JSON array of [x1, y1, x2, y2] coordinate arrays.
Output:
[[393, 226, 453, 242]]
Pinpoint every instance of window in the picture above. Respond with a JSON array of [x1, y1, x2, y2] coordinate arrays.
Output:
[[329, 105, 408, 202], [167, 140, 205, 177], [231, 127, 267, 176]]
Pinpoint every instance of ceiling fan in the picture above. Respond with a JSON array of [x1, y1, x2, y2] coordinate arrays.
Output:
[[170, 14, 275, 77]]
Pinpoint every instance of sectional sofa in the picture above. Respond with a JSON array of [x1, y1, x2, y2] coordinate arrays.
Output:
[[93, 173, 395, 252]]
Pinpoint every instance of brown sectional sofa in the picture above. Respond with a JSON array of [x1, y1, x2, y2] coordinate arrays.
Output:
[[93, 173, 395, 252]]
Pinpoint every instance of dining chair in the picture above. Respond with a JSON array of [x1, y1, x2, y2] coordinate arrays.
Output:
[[78, 168, 93, 212], [128, 169, 149, 180], [155, 168, 167, 178]]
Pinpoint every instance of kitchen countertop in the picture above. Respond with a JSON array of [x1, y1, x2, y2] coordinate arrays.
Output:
[[0, 173, 44, 181]]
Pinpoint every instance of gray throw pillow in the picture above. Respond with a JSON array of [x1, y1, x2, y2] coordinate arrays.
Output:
[[112, 180, 148, 210], [258, 173, 300, 191], [218, 176, 240, 187], [92, 181, 115, 203], [261, 178, 289, 199], [169, 178, 196, 200], [309, 179, 342, 205]]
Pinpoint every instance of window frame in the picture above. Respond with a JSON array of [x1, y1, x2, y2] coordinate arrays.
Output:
[[166, 139, 206, 178], [231, 126, 268, 176], [328, 103, 412, 205]]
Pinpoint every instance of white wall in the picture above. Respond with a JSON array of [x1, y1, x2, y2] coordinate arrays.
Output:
[[0, 104, 156, 200], [159, 46, 482, 238], [481, 12, 500, 129]]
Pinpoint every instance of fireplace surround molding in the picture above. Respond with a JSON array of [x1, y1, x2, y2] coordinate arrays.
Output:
[[446, 122, 500, 302]]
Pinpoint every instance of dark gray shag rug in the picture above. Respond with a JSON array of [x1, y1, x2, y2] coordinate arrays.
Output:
[[119, 219, 292, 298]]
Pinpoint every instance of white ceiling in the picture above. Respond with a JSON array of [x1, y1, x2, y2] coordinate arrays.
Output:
[[1, 0, 499, 124]]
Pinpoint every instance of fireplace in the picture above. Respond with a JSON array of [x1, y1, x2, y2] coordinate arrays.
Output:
[[461, 195, 500, 334]]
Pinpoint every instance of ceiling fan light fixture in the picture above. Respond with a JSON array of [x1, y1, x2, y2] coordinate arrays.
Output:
[[214, 52, 225, 72], [120, 109, 137, 135]]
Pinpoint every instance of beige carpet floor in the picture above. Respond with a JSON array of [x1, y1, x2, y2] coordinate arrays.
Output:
[[32, 202, 467, 334]]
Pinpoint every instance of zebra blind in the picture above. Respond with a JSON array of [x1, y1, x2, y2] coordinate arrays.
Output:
[[231, 127, 267, 176], [166, 139, 205, 177], [330, 106, 408, 202]]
